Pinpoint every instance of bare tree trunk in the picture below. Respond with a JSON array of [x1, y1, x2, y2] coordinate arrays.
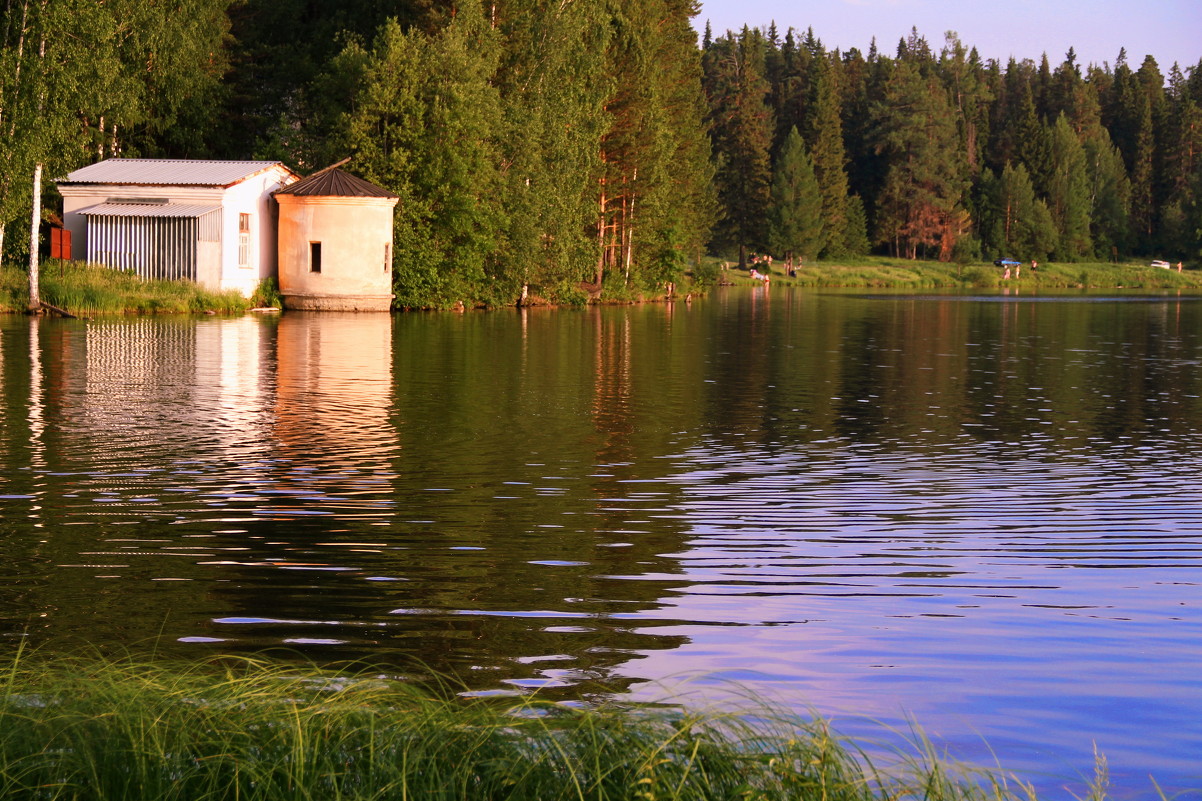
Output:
[[595, 177, 607, 287], [623, 169, 636, 284], [27, 161, 41, 311]]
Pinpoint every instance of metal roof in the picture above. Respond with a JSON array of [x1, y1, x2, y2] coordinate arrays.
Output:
[[81, 203, 222, 218], [274, 168, 398, 199], [61, 159, 294, 187]]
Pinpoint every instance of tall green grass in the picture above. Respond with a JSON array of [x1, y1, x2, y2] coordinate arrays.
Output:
[[0, 651, 1094, 801], [1, 261, 250, 315]]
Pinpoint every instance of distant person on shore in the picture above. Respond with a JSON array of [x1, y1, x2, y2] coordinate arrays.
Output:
[[1178, 262, 1184, 272], [1003, 266, 1011, 280]]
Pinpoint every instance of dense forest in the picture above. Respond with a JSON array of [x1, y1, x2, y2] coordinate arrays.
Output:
[[1, 0, 1200, 308]]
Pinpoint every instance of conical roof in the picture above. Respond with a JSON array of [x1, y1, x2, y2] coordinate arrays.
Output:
[[275, 167, 397, 199]]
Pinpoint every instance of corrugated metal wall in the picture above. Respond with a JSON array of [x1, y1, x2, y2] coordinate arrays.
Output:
[[84, 209, 221, 282]]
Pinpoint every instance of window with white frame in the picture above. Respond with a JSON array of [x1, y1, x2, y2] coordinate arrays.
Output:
[[238, 213, 251, 268]]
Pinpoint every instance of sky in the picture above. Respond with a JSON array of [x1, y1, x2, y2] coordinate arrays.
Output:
[[692, 0, 1201, 75]]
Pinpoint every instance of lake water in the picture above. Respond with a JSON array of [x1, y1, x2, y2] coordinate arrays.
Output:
[[1, 287, 1200, 799]]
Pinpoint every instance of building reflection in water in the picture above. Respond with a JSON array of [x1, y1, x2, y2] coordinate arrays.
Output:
[[274, 312, 397, 469]]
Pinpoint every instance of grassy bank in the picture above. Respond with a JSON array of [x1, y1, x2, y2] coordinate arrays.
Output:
[[6, 257, 1198, 317], [0, 262, 260, 315], [0, 653, 1095, 801], [713, 256, 1202, 291]]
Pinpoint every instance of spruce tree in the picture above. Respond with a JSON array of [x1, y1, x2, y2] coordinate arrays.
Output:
[[1084, 129, 1132, 260], [843, 194, 872, 256], [808, 56, 850, 257], [1129, 93, 1157, 251], [996, 163, 1037, 255], [1046, 114, 1093, 260], [704, 26, 775, 263], [768, 126, 825, 263]]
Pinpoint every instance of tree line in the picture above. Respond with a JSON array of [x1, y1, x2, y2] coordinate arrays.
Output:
[[705, 24, 1202, 267], [1, 2, 1199, 309]]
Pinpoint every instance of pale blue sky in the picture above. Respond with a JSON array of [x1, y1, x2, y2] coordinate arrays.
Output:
[[693, 0, 1200, 74]]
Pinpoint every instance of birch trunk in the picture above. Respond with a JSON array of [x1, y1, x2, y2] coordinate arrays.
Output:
[[27, 161, 41, 311]]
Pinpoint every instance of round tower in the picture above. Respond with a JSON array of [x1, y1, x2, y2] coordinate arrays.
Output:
[[274, 165, 399, 311]]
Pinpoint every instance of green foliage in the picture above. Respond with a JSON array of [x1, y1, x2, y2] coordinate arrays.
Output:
[[249, 277, 282, 309], [492, 0, 612, 300], [981, 163, 1059, 262], [1083, 128, 1132, 260], [320, 6, 506, 310]]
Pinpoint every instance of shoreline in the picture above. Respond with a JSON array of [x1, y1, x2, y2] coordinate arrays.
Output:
[[3, 258, 1200, 317]]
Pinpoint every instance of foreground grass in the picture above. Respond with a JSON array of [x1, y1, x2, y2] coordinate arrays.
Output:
[[713, 256, 1202, 291], [1, 262, 252, 315], [0, 652, 1087, 801]]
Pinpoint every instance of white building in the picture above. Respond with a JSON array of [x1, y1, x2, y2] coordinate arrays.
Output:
[[58, 159, 300, 297]]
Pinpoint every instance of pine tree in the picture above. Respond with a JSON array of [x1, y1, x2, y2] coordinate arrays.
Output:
[[1161, 64, 1202, 258], [939, 33, 992, 174], [996, 163, 1036, 254], [839, 46, 884, 233], [768, 126, 824, 263], [873, 60, 968, 260]]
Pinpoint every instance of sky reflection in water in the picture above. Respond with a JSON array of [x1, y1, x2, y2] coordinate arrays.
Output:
[[0, 291, 1200, 799]]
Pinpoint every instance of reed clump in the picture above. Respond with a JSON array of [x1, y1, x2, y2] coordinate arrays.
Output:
[[0, 651, 1063, 801], [1, 261, 250, 315]]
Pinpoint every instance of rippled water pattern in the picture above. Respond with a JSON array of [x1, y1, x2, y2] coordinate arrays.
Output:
[[1, 291, 1200, 799]]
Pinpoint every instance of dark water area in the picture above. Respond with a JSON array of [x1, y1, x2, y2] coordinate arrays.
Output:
[[1, 287, 1200, 799]]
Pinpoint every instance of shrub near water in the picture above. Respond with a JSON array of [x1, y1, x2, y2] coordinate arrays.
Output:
[[0, 653, 1075, 801]]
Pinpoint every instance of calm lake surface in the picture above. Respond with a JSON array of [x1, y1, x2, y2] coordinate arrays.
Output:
[[1, 287, 1200, 798]]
